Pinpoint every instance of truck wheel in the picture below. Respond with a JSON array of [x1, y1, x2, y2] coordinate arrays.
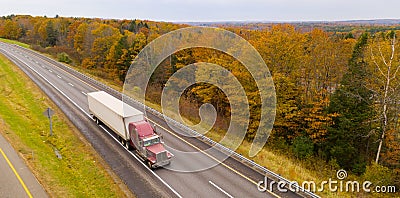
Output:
[[125, 141, 131, 150], [147, 161, 153, 169]]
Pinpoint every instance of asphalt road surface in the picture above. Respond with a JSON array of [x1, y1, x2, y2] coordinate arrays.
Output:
[[0, 42, 309, 198], [0, 133, 48, 198]]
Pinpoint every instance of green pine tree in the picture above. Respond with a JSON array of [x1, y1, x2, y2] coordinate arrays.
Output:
[[46, 20, 57, 47], [325, 33, 376, 174]]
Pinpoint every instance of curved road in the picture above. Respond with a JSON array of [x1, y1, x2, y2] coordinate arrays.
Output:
[[0, 42, 310, 198]]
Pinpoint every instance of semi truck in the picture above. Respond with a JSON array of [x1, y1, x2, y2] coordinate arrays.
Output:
[[87, 91, 173, 168]]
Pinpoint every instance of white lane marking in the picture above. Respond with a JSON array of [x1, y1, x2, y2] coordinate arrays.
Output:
[[148, 118, 281, 198], [209, 181, 234, 198], [48, 69, 52, 73], [81, 91, 87, 96], [3, 45, 258, 198], [68, 83, 74, 87], [99, 124, 183, 198], [57, 75, 62, 79], [5, 52, 88, 114], [5, 50, 183, 198], [11, 45, 100, 92]]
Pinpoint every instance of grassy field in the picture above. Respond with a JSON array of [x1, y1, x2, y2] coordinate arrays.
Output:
[[0, 54, 132, 197]]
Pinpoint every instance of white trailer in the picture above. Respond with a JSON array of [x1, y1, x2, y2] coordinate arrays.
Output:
[[87, 91, 173, 168], [87, 91, 144, 141]]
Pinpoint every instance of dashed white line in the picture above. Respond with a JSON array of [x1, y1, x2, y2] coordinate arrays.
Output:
[[81, 91, 87, 96], [57, 75, 62, 79], [4, 51, 89, 119], [4, 49, 183, 198], [209, 181, 234, 198], [48, 69, 52, 73], [68, 82, 74, 87]]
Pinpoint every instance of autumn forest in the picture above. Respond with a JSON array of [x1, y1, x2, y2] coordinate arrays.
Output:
[[0, 15, 399, 188]]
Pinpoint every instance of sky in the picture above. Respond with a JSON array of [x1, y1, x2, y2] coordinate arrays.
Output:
[[1, 0, 400, 22]]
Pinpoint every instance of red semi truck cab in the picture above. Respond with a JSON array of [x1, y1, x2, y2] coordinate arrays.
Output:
[[87, 91, 172, 169], [128, 121, 173, 168]]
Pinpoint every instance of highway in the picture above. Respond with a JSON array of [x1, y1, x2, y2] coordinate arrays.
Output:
[[0, 42, 308, 198]]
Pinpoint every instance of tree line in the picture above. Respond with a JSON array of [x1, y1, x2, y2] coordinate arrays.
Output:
[[0, 15, 186, 81], [0, 15, 398, 184]]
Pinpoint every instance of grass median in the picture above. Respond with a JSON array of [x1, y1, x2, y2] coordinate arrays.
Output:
[[0, 54, 132, 197]]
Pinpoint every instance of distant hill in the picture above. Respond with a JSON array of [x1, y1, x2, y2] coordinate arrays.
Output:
[[335, 19, 400, 25], [179, 19, 400, 33], [180, 19, 400, 26]]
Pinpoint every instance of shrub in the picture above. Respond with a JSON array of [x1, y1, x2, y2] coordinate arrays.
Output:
[[57, 52, 72, 64], [363, 162, 394, 187], [292, 136, 314, 159]]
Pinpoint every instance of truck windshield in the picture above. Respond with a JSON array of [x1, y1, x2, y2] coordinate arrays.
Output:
[[143, 137, 160, 147]]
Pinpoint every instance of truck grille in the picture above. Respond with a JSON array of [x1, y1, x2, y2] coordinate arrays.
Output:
[[156, 151, 168, 162]]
